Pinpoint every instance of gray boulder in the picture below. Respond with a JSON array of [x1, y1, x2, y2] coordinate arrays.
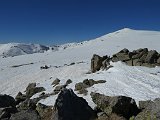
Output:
[[91, 92, 139, 119], [10, 110, 40, 120], [135, 98, 160, 120]]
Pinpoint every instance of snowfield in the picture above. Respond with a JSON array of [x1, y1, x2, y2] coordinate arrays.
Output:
[[1, 28, 160, 108]]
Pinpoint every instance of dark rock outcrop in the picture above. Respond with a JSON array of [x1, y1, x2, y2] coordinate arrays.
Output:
[[0, 95, 17, 119], [0, 95, 16, 108], [91, 92, 140, 119], [53, 88, 96, 120]]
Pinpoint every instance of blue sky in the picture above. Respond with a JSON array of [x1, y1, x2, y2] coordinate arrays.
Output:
[[0, 0, 160, 45]]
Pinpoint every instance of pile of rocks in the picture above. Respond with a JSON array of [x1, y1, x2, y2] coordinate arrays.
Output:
[[1, 87, 160, 120], [91, 48, 160, 72]]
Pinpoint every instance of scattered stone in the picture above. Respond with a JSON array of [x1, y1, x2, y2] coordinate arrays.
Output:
[[65, 79, 72, 85], [70, 62, 75, 65], [53, 88, 96, 120], [53, 85, 66, 94], [91, 92, 140, 119], [26, 86, 45, 98], [75, 82, 87, 91], [51, 78, 60, 86], [40, 65, 49, 69]]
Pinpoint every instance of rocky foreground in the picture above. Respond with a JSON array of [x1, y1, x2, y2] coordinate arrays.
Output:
[[1, 48, 160, 120]]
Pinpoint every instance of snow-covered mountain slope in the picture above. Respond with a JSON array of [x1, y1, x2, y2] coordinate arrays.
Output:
[[0, 43, 49, 57], [1, 28, 160, 108]]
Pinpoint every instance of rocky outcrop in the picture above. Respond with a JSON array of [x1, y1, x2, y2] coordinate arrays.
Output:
[[53, 88, 96, 120], [91, 48, 160, 73], [134, 98, 160, 120], [91, 92, 140, 119]]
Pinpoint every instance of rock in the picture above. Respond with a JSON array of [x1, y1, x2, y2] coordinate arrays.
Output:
[[0, 95, 16, 108], [65, 79, 72, 85], [53, 88, 96, 120], [114, 53, 131, 61], [53, 85, 66, 94], [119, 48, 129, 53], [139, 100, 153, 109], [10, 110, 40, 120], [52, 78, 60, 86], [101, 58, 111, 70], [25, 83, 36, 92], [17, 98, 38, 110], [70, 62, 75, 65], [0, 107, 17, 119], [91, 54, 107, 73], [75, 82, 87, 91], [157, 57, 160, 64], [15, 92, 27, 105], [26, 86, 45, 98], [36, 103, 54, 120], [40, 65, 49, 69], [91, 92, 140, 119], [95, 80, 106, 84], [78, 88, 88, 95], [145, 50, 158, 64], [83, 79, 95, 87], [135, 98, 160, 120]]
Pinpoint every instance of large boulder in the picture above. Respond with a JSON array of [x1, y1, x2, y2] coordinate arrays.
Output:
[[91, 54, 108, 73], [53, 88, 96, 120], [10, 110, 40, 120], [0, 95, 16, 108], [135, 98, 160, 120], [91, 92, 140, 119], [91, 54, 103, 73]]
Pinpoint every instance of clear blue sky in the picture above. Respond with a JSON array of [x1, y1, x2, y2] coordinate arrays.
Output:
[[0, 0, 160, 45]]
